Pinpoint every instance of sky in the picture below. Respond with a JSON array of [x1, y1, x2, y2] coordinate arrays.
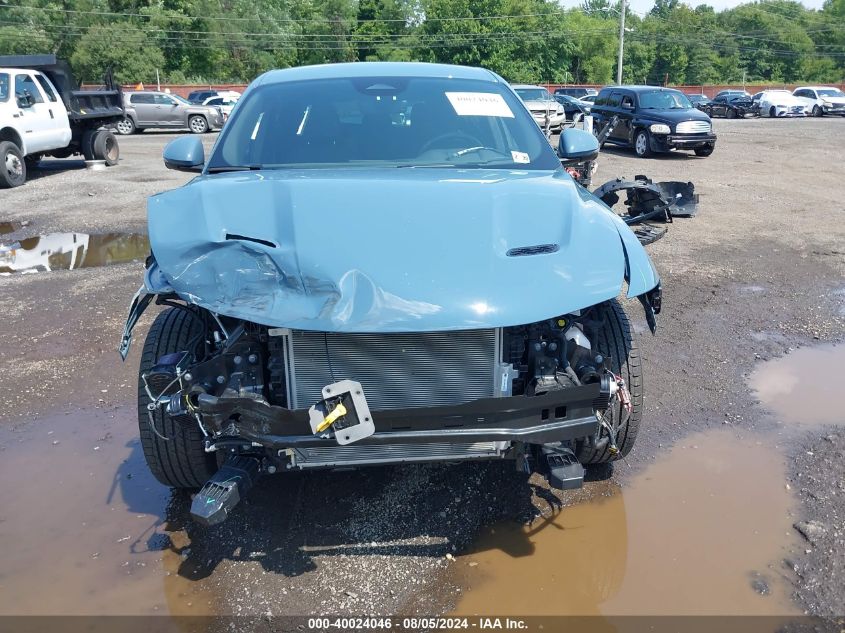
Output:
[[558, 0, 825, 13]]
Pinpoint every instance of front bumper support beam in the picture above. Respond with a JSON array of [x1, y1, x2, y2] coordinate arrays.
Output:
[[195, 382, 603, 448]]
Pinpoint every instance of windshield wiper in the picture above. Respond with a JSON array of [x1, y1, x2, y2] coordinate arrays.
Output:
[[395, 163, 456, 168], [206, 164, 263, 173], [449, 146, 512, 159]]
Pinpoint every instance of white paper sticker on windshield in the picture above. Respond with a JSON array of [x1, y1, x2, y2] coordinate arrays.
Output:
[[511, 151, 530, 164], [446, 92, 514, 118]]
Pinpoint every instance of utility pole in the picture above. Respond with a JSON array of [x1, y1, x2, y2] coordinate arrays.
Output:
[[616, 0, 626, 85]]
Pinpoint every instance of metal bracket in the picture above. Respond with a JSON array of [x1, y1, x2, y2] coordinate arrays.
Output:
[[307, 380, 375, 445]]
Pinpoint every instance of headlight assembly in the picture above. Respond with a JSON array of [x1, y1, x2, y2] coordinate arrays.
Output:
[[649, 123, 671, 134]]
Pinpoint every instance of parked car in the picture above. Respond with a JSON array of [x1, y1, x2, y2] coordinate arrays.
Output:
[[118, 62, 662, 526], [687, 94, 712, 110], [755, 90, 808, 118], [553, 93, 590, 117], [554, 87, 598, 100], [116, 91, 225, 134], [714, 89, 751, 100], [512, 84, 566, 131], [792, 86, 845, 117], [186, 89, 241, 105], [704, 93, 757, 119], [0, 54, 124, 187], [590, 85, 716, 157], [202, 95, 239, 119], [580, 94, 598, 105]]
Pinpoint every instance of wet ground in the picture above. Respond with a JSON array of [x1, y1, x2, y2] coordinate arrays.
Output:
[[0, 118, 843, 624], [455, 430, 797, 617]]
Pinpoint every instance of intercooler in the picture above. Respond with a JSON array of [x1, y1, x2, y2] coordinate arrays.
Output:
[[276, 329, 502, 410]]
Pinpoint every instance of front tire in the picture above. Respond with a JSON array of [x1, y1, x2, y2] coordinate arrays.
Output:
[[812, 105, 822, 117], [694, 145, 714, 157], [634, 129, 652, 158], [115, 117, 136, 135], [188, 115, 208, 134], [138, 308, 218, 489], [0, 141, 26, 188], [576, 300, 643, 464], [769, 106, 777, 118]]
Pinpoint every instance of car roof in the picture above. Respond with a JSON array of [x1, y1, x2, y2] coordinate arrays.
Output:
[[796, 86, 837, 90], [256, 62, 499, 87], [600, 85, 683, 94]]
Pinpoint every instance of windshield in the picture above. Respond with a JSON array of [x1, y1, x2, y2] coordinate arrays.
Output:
[[638, 90, 692, 110], [515, 88, 552, 102], [0, 73, 8, 102], [819, 88, 845, 97], [207, 76, 561, 171], [172, 94, 191, 105]]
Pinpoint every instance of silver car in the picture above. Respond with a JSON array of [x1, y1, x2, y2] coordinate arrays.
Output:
[[115, 91, 224, 135], [512, 84, 566, 131]]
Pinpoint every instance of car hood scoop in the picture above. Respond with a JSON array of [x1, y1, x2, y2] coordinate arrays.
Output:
[[148, 168, 651, 331]]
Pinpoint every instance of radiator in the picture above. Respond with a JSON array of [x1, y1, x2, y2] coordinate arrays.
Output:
[[278, 329, 501, 410]]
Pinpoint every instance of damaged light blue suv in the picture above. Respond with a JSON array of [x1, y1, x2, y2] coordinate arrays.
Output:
[[119, 62, 661, 525]]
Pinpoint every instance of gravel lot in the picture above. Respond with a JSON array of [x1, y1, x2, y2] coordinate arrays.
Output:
[[0, 118, 843, 623]]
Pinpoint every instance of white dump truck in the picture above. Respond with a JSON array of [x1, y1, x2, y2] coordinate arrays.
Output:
[[0, 54, 125, 188]]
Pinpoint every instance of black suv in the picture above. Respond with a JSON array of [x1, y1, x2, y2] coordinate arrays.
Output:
[[554, 87, 598, 99], [186, 89, 222, 104], [591, 86, 716, 157]]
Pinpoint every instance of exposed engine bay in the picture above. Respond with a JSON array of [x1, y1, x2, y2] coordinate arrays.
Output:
[[131, 295, 653, 525]]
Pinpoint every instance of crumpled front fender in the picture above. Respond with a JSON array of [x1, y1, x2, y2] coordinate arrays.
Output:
[[596, 195, 660, 298]]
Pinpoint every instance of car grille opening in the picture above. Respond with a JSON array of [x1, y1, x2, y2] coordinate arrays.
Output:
[[676, 121, 711, 134]]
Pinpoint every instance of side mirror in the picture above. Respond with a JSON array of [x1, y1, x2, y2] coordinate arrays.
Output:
[[622, 102, 634, 110], [163, 135, 205, 172], [557, 128, 599, 163]]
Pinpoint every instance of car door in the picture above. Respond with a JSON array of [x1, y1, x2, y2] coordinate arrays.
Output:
[[613, 92, 634, 143], [12, 71, 54, 153], [794, 89, 815, 109], [154, 94, 182, 126], [31, 71, 70, 147], [130, 93, 156, 125]]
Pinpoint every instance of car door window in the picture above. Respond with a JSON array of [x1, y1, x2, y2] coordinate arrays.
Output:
[[0, 73, 9, 102], [33, 74, 57, 102], [15, 73, 44, 104], [620, 95, 634, 109], [131, 94, 155, 104], [154, 94, 177, 105], [606, 92, 622, 108]]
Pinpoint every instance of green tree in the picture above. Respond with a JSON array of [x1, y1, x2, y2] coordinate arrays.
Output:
[[70, 24, 165, 84]]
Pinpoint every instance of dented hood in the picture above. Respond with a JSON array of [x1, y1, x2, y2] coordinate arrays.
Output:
[[148, 168, 657, 331]]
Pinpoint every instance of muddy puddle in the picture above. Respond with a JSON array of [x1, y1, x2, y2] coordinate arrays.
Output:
[[0, 232, 149, 275], [454, 430, 798, 617], [749, 344, 845, 427], [0, 220, 22, 234], [0, 407, 214, 616]]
